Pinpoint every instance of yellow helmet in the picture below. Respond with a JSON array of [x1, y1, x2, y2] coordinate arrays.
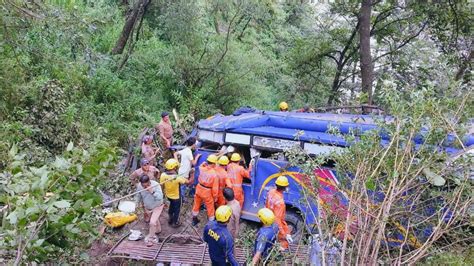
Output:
[[165, 159, 180, 170], [230, 153, 241, 162], [279, 101, 288, 111], [218, 156, 229, 166], [257, 208, 275, 226], [215, 205, 232, 223], [207, 154, 218, 164], [275, 176, 289, 187]]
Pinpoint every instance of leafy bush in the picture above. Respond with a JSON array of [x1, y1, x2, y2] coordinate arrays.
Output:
[[0, 139, 117, 264]]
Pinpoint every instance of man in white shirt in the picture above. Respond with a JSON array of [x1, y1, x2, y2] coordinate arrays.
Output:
[[174, 137, 201, 197]]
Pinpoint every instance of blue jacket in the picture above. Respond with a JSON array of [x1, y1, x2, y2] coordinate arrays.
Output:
[[203, 220, 238, 266], [253, 224, 278, 258]]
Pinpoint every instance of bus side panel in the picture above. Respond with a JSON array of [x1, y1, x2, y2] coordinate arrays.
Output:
[[241, 183, 260, 222], [241, 158, 320, 226]]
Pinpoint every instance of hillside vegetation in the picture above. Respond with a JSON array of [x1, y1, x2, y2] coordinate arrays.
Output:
[[0, 0, 472, 264]]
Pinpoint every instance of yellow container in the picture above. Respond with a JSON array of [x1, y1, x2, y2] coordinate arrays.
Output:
[[104, 212, 138, 227]]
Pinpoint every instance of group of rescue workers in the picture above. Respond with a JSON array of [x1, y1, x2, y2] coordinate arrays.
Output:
[[130, 110, 296, 265]]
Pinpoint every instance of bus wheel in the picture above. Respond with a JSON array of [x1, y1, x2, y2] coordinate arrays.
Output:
[[286, 210, 305, 243]]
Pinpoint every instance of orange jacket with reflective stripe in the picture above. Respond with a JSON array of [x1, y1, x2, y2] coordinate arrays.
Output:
[[198, 164, 219, 198], [265, 188, 289, 235], [225, 163, 250, 188], [215, 166, 228, 189]]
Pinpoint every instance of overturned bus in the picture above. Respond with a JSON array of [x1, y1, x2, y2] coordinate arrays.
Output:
[[188, 109, 473, 246]]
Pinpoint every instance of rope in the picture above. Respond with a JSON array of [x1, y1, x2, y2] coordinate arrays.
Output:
[[100, 174, 187, 207]]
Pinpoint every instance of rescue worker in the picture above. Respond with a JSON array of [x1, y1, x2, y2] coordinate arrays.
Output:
[[160, 159, 193, 228], [203, 205, 238, 266], [141, 135, 158, 165], [295, 105, 315, 113], [216, 155, 229, 207], [156, 111, 174, 159], [251, 208, 278, 265], [223, 188, 240, 239], [279, 101, 289, 112], [130, 158, 160, 185], [192, 154, 219, 226], [135, 175, 164, 246], [226, 153, 251, 208], [265, 176, 293, 250]]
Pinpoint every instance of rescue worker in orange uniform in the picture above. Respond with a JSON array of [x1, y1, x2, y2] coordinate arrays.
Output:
[[225, 153, 252, 208], [216, 156, 229, 207], [265, 176, 293, 250], [192, 154, 219, 226]]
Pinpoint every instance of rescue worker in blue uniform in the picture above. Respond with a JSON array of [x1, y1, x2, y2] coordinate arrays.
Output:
[[203, 205, 239, 266], [251, 208, 279, 265]]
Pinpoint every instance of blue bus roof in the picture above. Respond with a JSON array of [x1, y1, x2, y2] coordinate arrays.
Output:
[[197, 110, 473, 152]]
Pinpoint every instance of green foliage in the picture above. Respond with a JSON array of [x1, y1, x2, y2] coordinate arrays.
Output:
[[333, 84, 472, 263], [0, 138, 117, 263], [281, 82, 472, 264], [0, 122, 53, 169], [0, 0, 472, 263], [422, 247, 474, 266], [25, 80, 81, 151]]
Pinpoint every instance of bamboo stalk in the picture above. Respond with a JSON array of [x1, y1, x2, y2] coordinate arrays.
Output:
[[100, 174, 186, 207]]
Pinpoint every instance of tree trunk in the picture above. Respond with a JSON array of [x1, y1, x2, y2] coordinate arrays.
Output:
[[111, 0, 144, 55], [455, 49, 473, 81], [328, 63, 343, 105], [350, 60, 358, 101], [117, 0, 150, 70], [359, 0, 373, 106]]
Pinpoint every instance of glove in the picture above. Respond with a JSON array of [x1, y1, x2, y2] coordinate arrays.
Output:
[[286, 234, 294, 244]]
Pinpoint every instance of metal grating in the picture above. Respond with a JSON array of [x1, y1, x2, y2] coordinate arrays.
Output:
[[108, 233, 310, 264]]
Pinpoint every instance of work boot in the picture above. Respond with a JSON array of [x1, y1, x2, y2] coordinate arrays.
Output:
[[192, 216, 200, 226], [171, 221, 182, 228]]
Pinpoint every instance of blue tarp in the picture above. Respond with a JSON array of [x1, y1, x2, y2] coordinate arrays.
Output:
[[198, 111, 474, 151], [199, 112, 381, 133]]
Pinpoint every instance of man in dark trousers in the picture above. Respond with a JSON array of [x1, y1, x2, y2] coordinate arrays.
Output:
[[203, 205, 239, 266], [251, 208, 278, 265]]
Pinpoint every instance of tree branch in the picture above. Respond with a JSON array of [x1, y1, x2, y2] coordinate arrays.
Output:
[[448, 0, 460, 47], [111, 0, 148, 55], [373, 21, 427, 62], [323, 52, 340, 64], [117, 0, 150, 70], [134, 0, 149, 42], [237, 17, 251, 41], [341, 19, 361, 59], [192, 2, 242, 88], [454, 49, 473, 81], [371, 14, 416, 37], [6, 0, 44, 20], [370, 5, 399, 35]]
